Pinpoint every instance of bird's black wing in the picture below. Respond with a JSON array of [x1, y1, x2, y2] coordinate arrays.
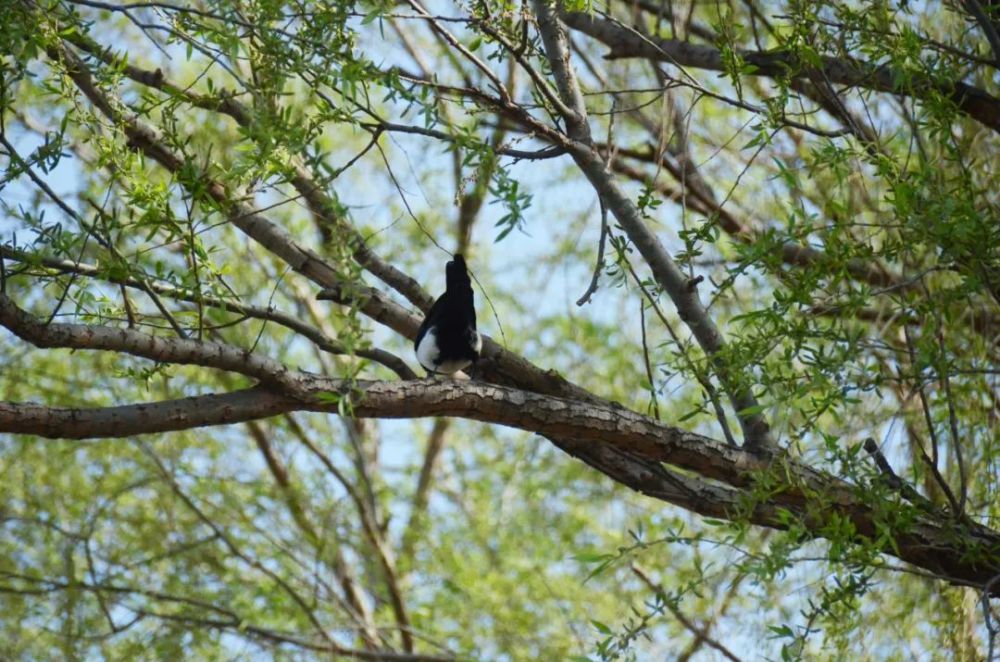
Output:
[[414, 293, 448, 350]]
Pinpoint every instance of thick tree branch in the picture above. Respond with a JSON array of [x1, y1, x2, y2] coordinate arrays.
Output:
[[0, 246, 417, 379], [530, 0, 774, 450], [561, 11, 1000, 134], [1, 378, 999, 592], [0, 292, 308, 393]]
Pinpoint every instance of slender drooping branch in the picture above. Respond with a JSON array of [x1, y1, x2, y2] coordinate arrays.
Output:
[[530, 0, 774, 450], [631, 565, 744, 662], [249, 429, 385, 650], [0, 568, 447, 661]]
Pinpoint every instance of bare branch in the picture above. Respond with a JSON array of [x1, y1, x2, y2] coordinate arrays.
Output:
[[243, 419, 385, 650], [576, 197, 609, 307]]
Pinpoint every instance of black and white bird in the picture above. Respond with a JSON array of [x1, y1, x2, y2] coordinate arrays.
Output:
[[414, 254, 481, 376]]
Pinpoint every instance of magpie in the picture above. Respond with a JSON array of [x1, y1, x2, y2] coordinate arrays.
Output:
[[414, 254, 481, 376]]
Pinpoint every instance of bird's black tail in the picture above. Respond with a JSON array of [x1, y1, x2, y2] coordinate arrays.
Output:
[[445, 254, 471, 291]]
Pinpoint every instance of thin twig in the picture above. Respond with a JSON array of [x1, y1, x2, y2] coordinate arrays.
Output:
[[623, 258, 737, 446], [903, 325, 962, 514], [936, 329, 968, 514], [639, 300, 661, 419], [576, 198, 609, 306], [861, 438, 936, 512], [577, 98, 617, 306], [630, 564, 743, 662]]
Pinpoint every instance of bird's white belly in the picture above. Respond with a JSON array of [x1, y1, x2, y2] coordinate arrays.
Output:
[[416, 328, 473, 375], [416, 329, 440, 371]]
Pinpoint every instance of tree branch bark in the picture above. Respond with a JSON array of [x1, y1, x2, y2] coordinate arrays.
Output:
[[2, 377, 999, 592], [0, 246, 417, 379], [530, 0, 774, 450], [561, 11, 1000, 134], [0, 292, 306, 393]]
